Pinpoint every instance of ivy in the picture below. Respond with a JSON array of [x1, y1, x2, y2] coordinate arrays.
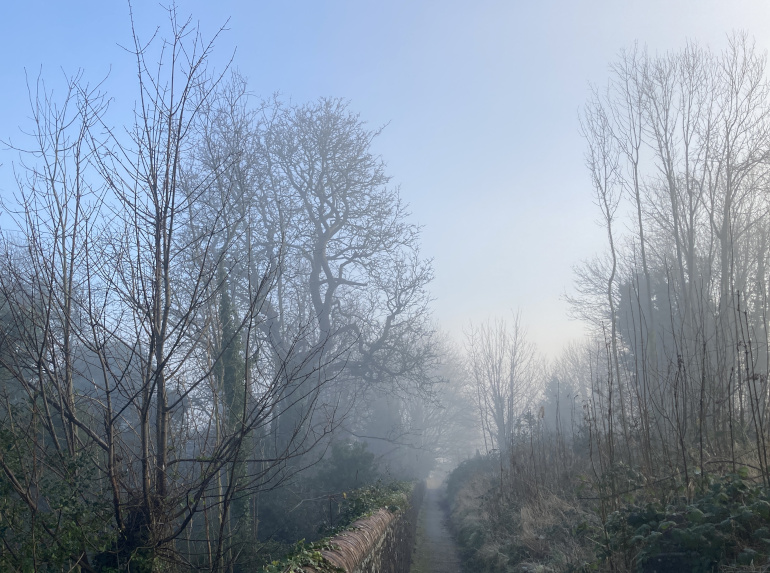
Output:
[[261, 540, 345, 573], [602, 472, 770, 572]]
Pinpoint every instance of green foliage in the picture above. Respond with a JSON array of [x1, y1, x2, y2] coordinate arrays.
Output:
[[603, 472, 770, 572], [0, 432, 115, 571], [261, 540, 345, 573], [331, 481, 411, 530]]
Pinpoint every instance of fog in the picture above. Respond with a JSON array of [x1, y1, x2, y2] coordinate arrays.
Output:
[[2, 1, 767, 360], [3, 2, 770, 571]]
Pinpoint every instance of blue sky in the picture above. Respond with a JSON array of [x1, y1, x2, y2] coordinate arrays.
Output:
[[2, 1, 770, 357]]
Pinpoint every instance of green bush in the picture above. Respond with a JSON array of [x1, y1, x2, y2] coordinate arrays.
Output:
[[604, 471, 770, 572], [0, 429, 116, 572]]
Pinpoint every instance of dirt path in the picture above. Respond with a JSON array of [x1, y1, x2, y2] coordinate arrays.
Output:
[[410, 482, 462, 573]]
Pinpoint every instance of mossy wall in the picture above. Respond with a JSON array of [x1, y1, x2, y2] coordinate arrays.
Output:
[[306, 481, 425, 573]]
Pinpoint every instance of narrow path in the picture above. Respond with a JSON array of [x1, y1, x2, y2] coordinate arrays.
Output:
[[410, 482, 462, 573]]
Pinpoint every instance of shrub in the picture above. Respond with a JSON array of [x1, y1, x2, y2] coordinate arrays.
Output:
[[604, 471, 770, 572]]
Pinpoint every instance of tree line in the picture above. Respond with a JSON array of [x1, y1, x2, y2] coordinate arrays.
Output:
[[442, 32, 770, 573], [467, 31, 770, 498], [574, 32, 770, 487]]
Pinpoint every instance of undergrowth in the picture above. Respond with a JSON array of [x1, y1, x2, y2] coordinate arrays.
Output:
[[446, 456, 770, 573], [446, 456, 596, 573], [600, 469, 770, 572]]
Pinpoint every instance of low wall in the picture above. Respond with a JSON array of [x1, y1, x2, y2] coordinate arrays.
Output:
[[304, 481, 426, 573]]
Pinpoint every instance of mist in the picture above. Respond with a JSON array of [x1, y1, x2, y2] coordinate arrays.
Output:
[[3, 2, 770, 572]]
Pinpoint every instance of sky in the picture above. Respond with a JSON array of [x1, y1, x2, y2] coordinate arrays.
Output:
[[2, 1, 770, 358]]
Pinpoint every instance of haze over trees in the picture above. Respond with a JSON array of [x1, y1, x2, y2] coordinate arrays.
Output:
[[444, 32, 770, 573], [0, 12, 478, 571], [464, 313, 538, 457], [574, 32, 770, 480], [7, 5, 770, 573]]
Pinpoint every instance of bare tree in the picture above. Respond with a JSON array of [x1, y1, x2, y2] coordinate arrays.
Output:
[[0, 10, 346, 571], [189, 89, 438, 462], [464, 313, 539, 458], [573, 33, 770, 487], [580, 92, 630, 460]]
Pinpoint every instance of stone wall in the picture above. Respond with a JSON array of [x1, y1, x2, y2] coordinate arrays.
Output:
[[304, 481, 425, 573]]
